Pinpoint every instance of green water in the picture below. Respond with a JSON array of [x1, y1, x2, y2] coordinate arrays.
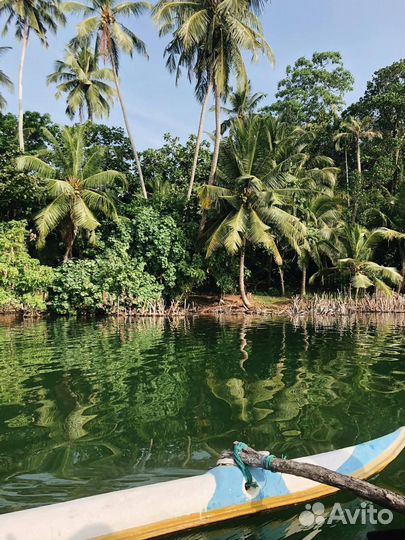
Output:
[[0, 315, 404, 539]]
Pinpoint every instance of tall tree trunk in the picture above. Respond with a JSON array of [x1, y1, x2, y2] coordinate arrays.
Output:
[[18, 23, 30, 154], [208, 82, 221, 185], [63, 223, 77, 263], [187, 80, 213, 201], [239, 244, 251, 309], [344, 148, 349, 203], [356, 139, 362, 175], [301, 265, 307, 296], [278, 265, 285, 296], [400, 241, 405, 293], [111, 59, 147, 200], [352, 140, 362, 222]]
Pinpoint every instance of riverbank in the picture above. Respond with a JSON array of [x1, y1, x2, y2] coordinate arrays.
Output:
[[1, 292, 405, 319]]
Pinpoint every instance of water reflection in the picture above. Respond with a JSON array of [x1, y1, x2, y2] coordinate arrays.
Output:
[[0, 315, 404, 537]]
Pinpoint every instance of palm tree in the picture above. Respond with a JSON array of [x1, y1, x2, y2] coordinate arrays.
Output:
[[47, 46, 116, 122], [199, 116, 305, 308], [153, 0, 274, 200], [16, 125, 125, 261], [310, 224, 404, 296], [334, 116, 382, 219], [65, 0, 150, 199], [0, 0, 65, 153], [0, 46, 13, 110], [297, 195, 342, 296], [220, 80, 266, 134]]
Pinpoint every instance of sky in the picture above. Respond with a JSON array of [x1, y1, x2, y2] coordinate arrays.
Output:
[[1, 0, 404, 149]]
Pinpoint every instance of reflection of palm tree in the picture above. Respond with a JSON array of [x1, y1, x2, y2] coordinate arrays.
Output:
[[239, 321, 249, 371], [207, 365, 285, 423]]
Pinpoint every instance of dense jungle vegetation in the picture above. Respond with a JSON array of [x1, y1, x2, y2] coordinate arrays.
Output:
[[0, 0, 403, 314]]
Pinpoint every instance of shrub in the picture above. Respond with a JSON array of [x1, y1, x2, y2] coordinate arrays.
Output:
[[0, 221, 54, 313], [48, 253, 163, 315]]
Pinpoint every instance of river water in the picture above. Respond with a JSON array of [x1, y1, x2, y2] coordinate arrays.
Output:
[[0, 315, 404, 539]]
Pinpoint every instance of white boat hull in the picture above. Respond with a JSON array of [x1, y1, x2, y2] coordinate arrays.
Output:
[[0, 427, 404, 540]]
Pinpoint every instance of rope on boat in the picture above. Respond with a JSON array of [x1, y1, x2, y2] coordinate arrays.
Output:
[[234, 441, 281, 487], [233, 442, 257, 488]]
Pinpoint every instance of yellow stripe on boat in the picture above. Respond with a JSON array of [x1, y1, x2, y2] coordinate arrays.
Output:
[[0, 427, 404, 540]]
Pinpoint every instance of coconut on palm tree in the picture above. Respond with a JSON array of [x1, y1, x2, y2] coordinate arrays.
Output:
[[47, 46, 116, 122], [199, 116, 305, 308], [65, 0, 150, 199], [0, 47, 13, 110], [154, 0, 274, 200], [0, 0, 65, 152], [220, 80, 266, 134], [16, 125, 125, 261], [310, 224, 404, 296]]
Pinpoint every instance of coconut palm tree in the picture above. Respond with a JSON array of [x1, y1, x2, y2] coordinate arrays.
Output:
[[0, 46, 13, 110], [153, 0, 274, 200], [220, 80, 266, 134], [199, 116, 305, 308], [65, 0, 150, 199], [310, 224, 404, 296], [47, 46, 116, 122], [297, 195, 342, 296], [0, 0, 65, 153], [334, 116, 382, 220], [16, 125, 125, 261]]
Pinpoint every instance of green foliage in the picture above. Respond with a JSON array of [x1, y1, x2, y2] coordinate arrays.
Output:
[[268, 51, 354, 124], [17, 124, 125, 260], [48, 253, 163, 315], [0, 112, 58, 221], [106, 206, 206, 296], [88, 123, 134, 176], [140, 133, 211, 198], [0, 221, 54, 312]]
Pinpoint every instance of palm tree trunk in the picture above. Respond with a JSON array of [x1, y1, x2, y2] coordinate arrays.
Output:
[[208, 82, 221, 186], [344, 148, 349, 203], [63, 223, 77, 263], [301, 266, 307, 296], [353, 140, 362, 222], [356, 139, 362, 175], [278, 265, 285, 296], [400, 241, 405, 293], [18, 23, 30, 154], [187, 80, 213, 201], [239, 244, 251, 309], [111, 59, 147, 200]]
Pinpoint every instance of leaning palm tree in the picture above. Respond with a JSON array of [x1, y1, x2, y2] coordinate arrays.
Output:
[[310, 224, 404, 296], [47, 46, 116, 122], [65, 0, 150, 199], [220, 80, 266, 134], [0, 46, 13, 110], [0, 0, 65, 152], [199, 117, 305, 308], [154, 0, 274, 200], [16, 125, 125, 261]]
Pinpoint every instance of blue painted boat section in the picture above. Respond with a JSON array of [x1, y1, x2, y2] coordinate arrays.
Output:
[[207, 466, 290, 510], [206, 428, 404, 512], [336, 428, 401, 475]]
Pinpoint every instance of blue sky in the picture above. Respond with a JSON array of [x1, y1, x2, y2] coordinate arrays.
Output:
[[1, 0, 404, 148]]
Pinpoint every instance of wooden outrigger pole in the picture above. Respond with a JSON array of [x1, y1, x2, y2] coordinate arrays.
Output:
[[220, 441, 405, 514]]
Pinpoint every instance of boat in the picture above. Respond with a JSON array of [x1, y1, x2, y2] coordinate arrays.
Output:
[[0, 427, 404, 540]]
